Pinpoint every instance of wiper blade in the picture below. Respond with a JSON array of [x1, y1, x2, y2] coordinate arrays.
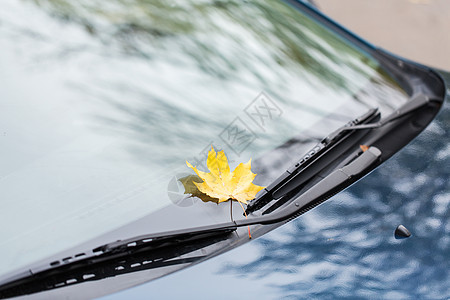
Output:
[[245, 107, 380, 214]]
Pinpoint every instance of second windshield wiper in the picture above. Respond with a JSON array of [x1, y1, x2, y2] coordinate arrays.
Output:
[[245, 107, 380, 214], [246, 92, 430, 215]]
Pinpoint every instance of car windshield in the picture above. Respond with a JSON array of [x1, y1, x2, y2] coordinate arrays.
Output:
[[0, 0, 409, 279]]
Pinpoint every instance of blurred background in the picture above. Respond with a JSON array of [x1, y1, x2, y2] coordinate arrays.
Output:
[[315, 0, 450, 71]]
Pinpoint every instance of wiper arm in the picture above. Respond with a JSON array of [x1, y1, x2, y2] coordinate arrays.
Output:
[[339, 92, 431, 131], [237, 145, 382, 225]]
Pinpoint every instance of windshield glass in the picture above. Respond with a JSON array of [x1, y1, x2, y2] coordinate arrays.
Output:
[[0, 0, 408, 278]]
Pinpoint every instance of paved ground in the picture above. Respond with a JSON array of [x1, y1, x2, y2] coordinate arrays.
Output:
[[315, 0, 450, 71]]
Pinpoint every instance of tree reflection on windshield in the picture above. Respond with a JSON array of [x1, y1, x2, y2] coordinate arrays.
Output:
[[29, 0, 386, 93]]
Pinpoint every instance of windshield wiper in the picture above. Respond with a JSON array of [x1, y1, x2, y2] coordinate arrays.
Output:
[[0, 227, 236, 299], [246, 93, 430, 215], [245, 107, 380, 215]]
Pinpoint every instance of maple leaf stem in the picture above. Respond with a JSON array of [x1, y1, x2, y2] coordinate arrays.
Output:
[[230, 200, 233, 222], [237, 201, 252, 239]]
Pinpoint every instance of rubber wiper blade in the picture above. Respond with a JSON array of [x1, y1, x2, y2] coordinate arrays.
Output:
[[245, 107, 380, 214], [100, 224, 237, 254]]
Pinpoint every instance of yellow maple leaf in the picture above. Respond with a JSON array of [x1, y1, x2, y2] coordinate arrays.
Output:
[[186, 147, 264, 204]]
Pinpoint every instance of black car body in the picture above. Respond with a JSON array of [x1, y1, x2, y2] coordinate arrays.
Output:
[[0, 0, 447, 298]]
